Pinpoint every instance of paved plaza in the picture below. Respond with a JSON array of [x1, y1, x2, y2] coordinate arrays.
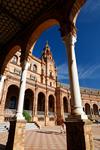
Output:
[[0, 124, 100, 150]]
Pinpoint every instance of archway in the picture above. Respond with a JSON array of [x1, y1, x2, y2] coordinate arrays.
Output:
[[5, 85, 19, 117], [24, 89, 34, 116], [63, 97, 68, 118], [93, 104, 99, 115], [48, 95, 55, 116], [85, 103, 91, 115], [37, 92, 45, 115], [26, 19, 59, 53]]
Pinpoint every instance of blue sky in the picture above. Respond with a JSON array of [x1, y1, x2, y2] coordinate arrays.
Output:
[[33, 0, 100, 89]]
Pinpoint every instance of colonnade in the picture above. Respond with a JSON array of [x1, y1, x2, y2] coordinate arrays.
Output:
[[0, 27, 87, 121]]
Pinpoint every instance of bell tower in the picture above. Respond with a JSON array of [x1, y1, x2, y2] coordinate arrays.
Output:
[[41, 41, 57, 87]]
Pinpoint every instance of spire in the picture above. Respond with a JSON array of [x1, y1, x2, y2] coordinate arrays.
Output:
[[41, 41, 53, 61], [45, 41, 49, 49], [45, 41, 50, 51]]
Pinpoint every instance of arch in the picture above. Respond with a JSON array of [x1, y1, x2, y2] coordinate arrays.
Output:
[[69, 0, 85, 24], [24, 89, 34, 111], [1, 45, 21, 74], [26, 19, 59, 53], [37, 92, 45, 115], [48, 95, 55, 114], [5, 84, 19, 109], [85, 103, 91, 115], [63, 97, 68, 113], [93, 104, 99, 115]]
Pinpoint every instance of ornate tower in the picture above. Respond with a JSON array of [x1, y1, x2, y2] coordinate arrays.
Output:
[[41, 41, 57, 87]]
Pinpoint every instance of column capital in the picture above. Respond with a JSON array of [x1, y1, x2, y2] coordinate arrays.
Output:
[[63, 33, 77, 46], [60, 21, 77, 38], [20, 49, 31, 66]]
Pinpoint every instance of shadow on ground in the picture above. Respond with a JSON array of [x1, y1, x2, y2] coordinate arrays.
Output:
[[35, 130, 65, 135]]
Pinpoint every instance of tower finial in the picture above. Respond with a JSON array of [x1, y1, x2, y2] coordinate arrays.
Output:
[[45, 40, 49, 49]]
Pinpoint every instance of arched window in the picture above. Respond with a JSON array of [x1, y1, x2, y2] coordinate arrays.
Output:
[[85, 103, 91, 115], [37, 92, 45, 114], [12, 55, 18, 64], [33, 64, 37, 72], [49, 95, 54, 113], [93, 104, 99, 115], [63, 97, 68, 113], [24, 89, 34, 111], [50, 71, 52, 77], [5, 85, 19, 110], [50, 82, 52, 87], [9, 96, 17, 109]]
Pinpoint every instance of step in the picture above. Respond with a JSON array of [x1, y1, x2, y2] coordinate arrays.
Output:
[[25, 122, 40, 130]]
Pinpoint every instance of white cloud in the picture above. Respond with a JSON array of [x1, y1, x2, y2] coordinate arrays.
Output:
[[57, 63, 69, 81], [57, 62, 100, 82], [79, 64, 100, 79]]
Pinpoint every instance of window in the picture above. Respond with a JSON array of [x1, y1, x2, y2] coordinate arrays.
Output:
[[30, 75, 37, 81], [50, 71, 53, 78], [9, 96, 16, 109], [12, 55, 18, 64], [14, 68, 21, 75], [42, 69, 44, 75], [33, 64, 37, 72], [50, 82, 52, 87]]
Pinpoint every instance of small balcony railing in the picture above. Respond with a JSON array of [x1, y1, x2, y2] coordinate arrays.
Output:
[[37, 111, 45, 115], [48, 112, 55, 116]]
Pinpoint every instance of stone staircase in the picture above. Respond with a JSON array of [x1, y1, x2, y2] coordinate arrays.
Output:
[[25, 122, 40, 130]]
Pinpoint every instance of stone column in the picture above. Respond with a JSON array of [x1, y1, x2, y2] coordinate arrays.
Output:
[[62, 32, 87, 119], [54, 97, 56, 116], [45, 92, 49, 126], [16, 60, 29, 120], [0, 75, 6, 101], [60, 93, 64, 118], [0, 75, 7, 122], [33, 85, 38, 122]]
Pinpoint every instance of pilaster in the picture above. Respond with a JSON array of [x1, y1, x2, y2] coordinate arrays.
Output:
[[33, 84, 38, 122], [45, 91, 49, 126]]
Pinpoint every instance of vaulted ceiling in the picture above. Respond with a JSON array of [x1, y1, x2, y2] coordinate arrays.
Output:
[[0, 0, 85, 73]]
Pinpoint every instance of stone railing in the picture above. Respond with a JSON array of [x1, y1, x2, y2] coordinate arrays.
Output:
[[48, 112, 55, 116], [5, 109, 16, 116], [37, 111, 45, 115]]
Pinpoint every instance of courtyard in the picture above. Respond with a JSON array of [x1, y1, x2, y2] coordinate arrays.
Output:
[[0, 123, 100, 150]]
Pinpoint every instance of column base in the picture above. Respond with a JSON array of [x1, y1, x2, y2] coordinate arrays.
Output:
[[6, 120, 26, 150], [16, 112, 25, 121], [67, 114, 88, 120], [33, 115, 38, 122], [45, 116, 49, 126], [65, 118, 94, 150]]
